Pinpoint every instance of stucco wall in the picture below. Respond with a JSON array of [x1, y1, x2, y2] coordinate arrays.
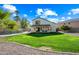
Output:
[[57, 21, 79, 32], [57, 21, 79, 28]]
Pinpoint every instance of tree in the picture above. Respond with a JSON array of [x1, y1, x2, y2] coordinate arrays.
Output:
[[0, 9, 19, 33], [0, 9, 11, 20], [14, 10, 20, 21], [21, 17, 29, 30], [13, 10, 21, 29], [6, 19, 19, 31], [0, 9, 11, 32]]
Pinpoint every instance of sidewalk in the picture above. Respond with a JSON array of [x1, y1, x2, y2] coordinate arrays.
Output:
[[0, 32, 31, 37]]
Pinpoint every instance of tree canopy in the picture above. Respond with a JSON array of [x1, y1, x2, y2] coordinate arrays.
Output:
[[0, 9, 19, 32], [21, 17, 29, 29], [0, 8, 30, 33]]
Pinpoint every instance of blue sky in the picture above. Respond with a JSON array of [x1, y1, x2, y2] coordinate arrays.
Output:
[[0, 4, 79, 23]]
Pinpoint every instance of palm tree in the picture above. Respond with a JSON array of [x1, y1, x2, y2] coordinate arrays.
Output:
[[0, 9, 11, 20], [13, 10, 21, 30], [21, 17, 29, 31], [14, 10, 20, 21]]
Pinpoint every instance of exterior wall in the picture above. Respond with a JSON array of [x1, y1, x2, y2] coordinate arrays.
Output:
[[57, 21, 79, 32], [68, 21, 79, 28], [32, 26, 52, 32], [32, 18, 56, 32], [50, 22, 57, 32]]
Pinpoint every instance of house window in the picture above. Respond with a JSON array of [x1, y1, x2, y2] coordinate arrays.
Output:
[[35, 20, 40, 25], [68, 22, 70, 24], [64, 23, 65, 25]]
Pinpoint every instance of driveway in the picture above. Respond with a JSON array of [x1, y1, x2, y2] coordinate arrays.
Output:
[[65, 33, 79, 36], [59, 31, 79, 36], [0, 42, 78, 55]]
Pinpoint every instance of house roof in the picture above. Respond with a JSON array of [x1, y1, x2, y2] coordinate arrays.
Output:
[[58, 18, 79, 23], [32, 24, 50, 27], [32, 17, 56, 24]]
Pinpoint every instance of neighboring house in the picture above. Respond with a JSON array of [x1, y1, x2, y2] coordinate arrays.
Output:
[[31, 17, 57, 32], [57, 18, 79, 32]]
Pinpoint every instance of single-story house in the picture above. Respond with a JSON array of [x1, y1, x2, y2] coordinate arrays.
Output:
[[31, 17, 57, 32], [57, 18, 79, 32]]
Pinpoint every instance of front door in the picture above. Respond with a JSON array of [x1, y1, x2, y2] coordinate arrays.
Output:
[[37, 27, 40, 32]]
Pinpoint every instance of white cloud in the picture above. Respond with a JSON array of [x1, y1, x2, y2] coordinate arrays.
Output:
[[36, 8, 43, 15], [70, 8, 79, 15], [36, 8, 58, 23], [36, 8, 58, 18], [23, 14, 28, 17], [48, 18, 59, 23], [61, 17, 65, 20], [67, 17, 71, 19], [60, 17, 66, 21], [3, 4, 17, 13], [30, 11, 32, 12], [60, 19, 65, 22], [68, 12, 72, 15], [12, 13, 16, 16], [40, 15, 46, 18], [44, 9, 58, 16], [48, 17, 67, 23], [60, 16, 71, 22]]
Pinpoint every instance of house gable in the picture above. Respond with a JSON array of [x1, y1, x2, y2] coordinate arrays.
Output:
[[32, 17, 56, 25]]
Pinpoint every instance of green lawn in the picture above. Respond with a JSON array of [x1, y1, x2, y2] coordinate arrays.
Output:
[[6, 32, 79, 52]]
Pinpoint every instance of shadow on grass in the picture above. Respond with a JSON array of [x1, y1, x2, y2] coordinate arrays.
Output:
[[27, 32, 64, 37]]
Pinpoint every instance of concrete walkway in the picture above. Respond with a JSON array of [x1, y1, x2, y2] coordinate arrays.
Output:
[[0, 42, 78, 55], [0, 32, 30, 37]]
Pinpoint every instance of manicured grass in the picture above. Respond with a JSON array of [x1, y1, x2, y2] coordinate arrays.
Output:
[[6, 32, 79, 52]]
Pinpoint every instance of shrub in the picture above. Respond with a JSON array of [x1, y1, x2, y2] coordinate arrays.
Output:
[[60, 25, 70, 31], [6, 20, 19, 32]]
